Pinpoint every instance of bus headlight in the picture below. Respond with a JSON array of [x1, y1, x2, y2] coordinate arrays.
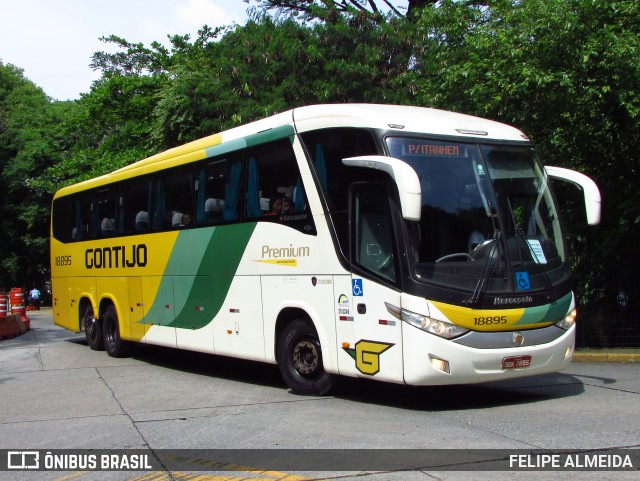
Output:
[[401, 308, 469, 339], [555, 308, 577, 330]]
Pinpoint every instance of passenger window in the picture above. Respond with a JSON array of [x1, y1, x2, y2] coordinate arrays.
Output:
[[245, 138, 307, 219], [94, 187, 120, 237], [195, 154, 242, 224], [153, 167, 192, 230], [301, 128, 378, 252], [300, 128, 378, 212], [122, 177, 151, 233], [73, 194, 91, 241]]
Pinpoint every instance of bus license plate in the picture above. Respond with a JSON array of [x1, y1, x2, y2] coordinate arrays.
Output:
[[502, 355, 531, 369]]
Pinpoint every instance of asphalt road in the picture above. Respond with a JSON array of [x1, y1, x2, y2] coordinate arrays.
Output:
[[1, 309, 639, 481]]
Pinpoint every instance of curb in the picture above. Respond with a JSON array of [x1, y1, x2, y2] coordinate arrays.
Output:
[[573, 352, 639, 363]]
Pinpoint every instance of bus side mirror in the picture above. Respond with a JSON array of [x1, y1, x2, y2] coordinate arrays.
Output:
[[545, 166, 601, 225], [342, 155, 422, 221]]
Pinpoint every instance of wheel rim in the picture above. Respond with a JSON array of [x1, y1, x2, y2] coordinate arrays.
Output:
[[105, 318, 115, 347], [86, 316, 97, 339], [292, 339, 319, 376]]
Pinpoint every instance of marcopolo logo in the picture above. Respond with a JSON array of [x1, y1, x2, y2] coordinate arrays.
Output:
[[493, 295, 533, 306], [257, 244, 310, 267]]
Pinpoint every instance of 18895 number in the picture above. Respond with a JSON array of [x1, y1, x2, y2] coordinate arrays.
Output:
[[474, 316, 507, 326], [54, 256, 72, 266]]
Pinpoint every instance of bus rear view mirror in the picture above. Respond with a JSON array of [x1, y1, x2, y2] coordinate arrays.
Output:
[[342, 155, 422, 221], [545, 166, 601, 225]]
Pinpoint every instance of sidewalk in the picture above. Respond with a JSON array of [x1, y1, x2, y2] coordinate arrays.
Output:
[[573, 348, 640, 363]]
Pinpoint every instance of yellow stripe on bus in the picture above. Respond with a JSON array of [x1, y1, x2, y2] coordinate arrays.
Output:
[[431, 301, 526, 332]]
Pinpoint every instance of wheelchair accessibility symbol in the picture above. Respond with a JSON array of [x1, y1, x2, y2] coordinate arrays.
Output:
[[352, 279, 364, 297], [515, 272, 531, 290]]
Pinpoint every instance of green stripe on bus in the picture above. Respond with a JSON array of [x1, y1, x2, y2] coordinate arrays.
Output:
[[139, 222, 257, 330], [204, 138, 247, 159], [245, 125, 295, 146], [515, 292, 572, 325]]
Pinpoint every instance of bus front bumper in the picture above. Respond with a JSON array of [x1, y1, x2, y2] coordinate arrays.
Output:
[[402, 324, 575, 386]]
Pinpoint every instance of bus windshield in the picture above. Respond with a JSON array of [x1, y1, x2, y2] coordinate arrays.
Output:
[[386, 137, 569, 296]]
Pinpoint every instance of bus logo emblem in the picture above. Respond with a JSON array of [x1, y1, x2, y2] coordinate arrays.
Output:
[[512, 332, 525, 347], [343, 340, 394, 375]]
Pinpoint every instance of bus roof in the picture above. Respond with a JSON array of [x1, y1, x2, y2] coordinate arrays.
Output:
[[291, 104, 528, 141], [54, 104, 528, 198]]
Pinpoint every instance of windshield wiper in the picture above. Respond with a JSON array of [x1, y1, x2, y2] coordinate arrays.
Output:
[[465, 230, 502, 306], [504, 195, 554, 301]]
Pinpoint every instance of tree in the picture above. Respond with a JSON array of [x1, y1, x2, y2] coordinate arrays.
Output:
[[0, 62, 67, 288], [404, 0, 640, 307], [154, 11, 414, 146], [245, 0, 437, 21]]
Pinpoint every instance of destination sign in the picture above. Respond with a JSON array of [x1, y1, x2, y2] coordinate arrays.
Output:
[[407, 143, 460, 156]]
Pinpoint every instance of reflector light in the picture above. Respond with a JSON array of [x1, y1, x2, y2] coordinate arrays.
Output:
[[429, 355, 450, 374], [564, 345, 574, 360]]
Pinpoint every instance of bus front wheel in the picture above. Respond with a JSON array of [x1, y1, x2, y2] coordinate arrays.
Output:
[[277, 319, 333, 395], [83, 304, 104, 351], [102, 305, 133, 358]]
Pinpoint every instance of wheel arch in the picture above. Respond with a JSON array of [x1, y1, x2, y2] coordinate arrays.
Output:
[[273, 305, 337, 373], [98, 296, 117, 321], [78, 296, 94, 331], [274, 307, 313, 359]]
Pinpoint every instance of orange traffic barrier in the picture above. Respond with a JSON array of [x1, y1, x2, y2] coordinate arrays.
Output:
[[0, 292, 8, 318], [0, 313, 27, 340], [10, 288, 30, 330]]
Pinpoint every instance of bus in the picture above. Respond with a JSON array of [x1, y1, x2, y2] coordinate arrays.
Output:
[[50, 104, 601, 395]]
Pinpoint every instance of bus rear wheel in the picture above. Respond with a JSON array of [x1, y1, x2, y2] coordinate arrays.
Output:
[[277, 319, 333, 395], [83, 304, 104, 351], [102, 305, 133, 358]]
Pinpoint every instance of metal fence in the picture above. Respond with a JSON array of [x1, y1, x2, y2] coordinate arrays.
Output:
[[575, 305, 640, 348]]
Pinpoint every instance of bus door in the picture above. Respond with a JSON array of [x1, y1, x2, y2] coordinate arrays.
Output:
[[347, 184, 404, 383]]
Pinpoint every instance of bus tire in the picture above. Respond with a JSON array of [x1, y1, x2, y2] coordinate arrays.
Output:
[[83, 304, 104, 351], [277, 319, 333, 396], [102, 305, 133, 358]]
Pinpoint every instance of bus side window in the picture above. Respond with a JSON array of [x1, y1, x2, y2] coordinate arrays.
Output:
[[74, 195, 91, 241], [123, 177, 150, 234], [92, 188, 118, 238], [51, 196, 73, 243], [195, 158, 233, 225], [245, 138, 307, 219], [161, 167, 192, 230], [300, 128, 378, 252], [300, 128, 378, 212]]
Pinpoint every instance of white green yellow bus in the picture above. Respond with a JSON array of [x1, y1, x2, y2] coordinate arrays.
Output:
[[50, 104, 601, 395]]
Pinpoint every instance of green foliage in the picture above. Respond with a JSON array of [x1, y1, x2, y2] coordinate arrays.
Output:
[[153, 11, 413, 146], [0, 62, 60, 288], [404, 0, 640, 304]]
